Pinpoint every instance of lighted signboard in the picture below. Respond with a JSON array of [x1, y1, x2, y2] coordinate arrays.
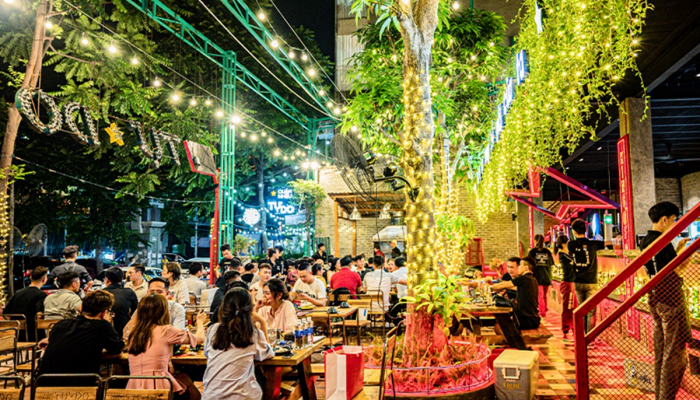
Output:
[[266, 187, 297, 215], [604, 214, 614, 224]]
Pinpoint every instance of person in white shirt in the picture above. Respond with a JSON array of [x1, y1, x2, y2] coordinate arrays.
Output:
[[290, 262, 327, 307], [392, 257, 408, 299], [162, 262, 189, 305], [184, 263, 207, 298], [125, 264, 148, 301], [249, 263, 272, 302], [363, 256, 407, 312]]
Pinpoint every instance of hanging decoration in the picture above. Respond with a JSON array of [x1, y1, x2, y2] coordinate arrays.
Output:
[[127, 120, 182, 169], [63, 103, 101, 147], [105, 122, 125, 146], [15, 89, 64, 135]]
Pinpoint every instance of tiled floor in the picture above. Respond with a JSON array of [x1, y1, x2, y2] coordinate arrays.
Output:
[[532, 311, 577, 399]]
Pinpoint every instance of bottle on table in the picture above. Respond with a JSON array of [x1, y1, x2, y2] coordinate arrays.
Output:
[[307, 318, 314, 346], [294, 322, 303, 349]]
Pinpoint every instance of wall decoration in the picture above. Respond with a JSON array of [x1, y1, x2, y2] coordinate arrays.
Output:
[[105, 122, 124, 146], [63, 103, 100, 147], [15, 88, 63, 135]]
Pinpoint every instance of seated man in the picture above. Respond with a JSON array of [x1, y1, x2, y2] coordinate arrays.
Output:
[[249, 263, 272, 302], [125, 264, 148, 301], [44, 271, 82, 320], [37, 290, 124, 386], [500, 257, 521, 300], [290, 262, 327, 307], [330, 256, 362, 295], [241, 263, 259, 285], [363, 256, 407, 313], [4, 266, 48, 341], [489, 257, 540, 330], [184, 263, 208, 298]]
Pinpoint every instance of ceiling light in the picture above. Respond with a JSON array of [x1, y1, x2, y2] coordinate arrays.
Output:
[[349, 207, 362, 220]]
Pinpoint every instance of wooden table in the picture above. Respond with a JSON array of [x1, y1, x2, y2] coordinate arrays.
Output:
[[298, 307, 358, 345], [458, 304, 527, 350]]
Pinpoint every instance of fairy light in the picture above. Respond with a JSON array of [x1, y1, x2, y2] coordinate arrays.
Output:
[[108, 41, 117, 54], [301, 53, 308, 61], [307, 68, 316, 77], [288, 50, 295, 58], [319, 89, 325, 96], [257, 11, 265, 20], [231, 115, 241, 124], [205, 98, 212, 106], [215, 110, 224, 118], [130, 56, 139, 65], [153, 77, 161, 87], [452, 2, 459, 9], [171, 93, 180, 102], [80, 33, 89, 46], [45, 19, 53, 29], [190, 98, 197, 106], [271, 39, 279, 48]]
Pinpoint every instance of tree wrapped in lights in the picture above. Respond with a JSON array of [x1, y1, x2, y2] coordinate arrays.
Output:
[[475, 0, 651, 219]]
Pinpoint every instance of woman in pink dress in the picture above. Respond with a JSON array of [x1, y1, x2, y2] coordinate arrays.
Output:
[[125, 294, 206, 394]]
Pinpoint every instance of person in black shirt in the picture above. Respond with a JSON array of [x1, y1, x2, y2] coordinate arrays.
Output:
[[490, 257, 540, 330], [640, 201, 691, 400], [241, 263, 257, 284], [312, 243, 328, 264], [554, 235, 576, 340], [568, 219, 605, 333], [218, 244, 236, 277], [500, 257, 521, 301], [390, 240, 402, 259], [210, 271, 242, 323], [37, 290, 124, 386], [4, 266, 48, 341], [102, 267, 138, 338], [528, 234, 554, 320]]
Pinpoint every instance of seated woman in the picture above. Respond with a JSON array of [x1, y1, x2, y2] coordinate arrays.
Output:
[[203, 288, 274, 400], [254, 279, 297, 334], [126, 294, 206, 395]]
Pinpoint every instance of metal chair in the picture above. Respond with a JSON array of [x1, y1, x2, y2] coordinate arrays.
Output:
[[104, 375, 173, 400], [0, 375, 26, 400]]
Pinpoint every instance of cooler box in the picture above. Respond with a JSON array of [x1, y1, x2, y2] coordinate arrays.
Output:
[[494, 350, 539, 400]]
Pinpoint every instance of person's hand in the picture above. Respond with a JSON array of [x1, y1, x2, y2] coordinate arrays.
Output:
[[196, 311, 207, 324], [38, 338, 49, 350], [297, 293, 311, 301]]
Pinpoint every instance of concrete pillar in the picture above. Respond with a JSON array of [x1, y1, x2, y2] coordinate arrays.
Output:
[[619, 98, 656, 236]]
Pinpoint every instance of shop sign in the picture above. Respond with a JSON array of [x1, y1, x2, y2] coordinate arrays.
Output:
[[617, 136, 635, 250], [267, 187, 297, 215]]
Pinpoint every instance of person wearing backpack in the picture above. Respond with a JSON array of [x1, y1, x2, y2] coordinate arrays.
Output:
[[568, 219, 605, 333]]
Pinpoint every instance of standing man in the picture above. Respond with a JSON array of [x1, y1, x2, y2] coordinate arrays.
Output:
[[4, 266, 48, 341], [249, 263, 272, 301], [313, 243, 328, 263], [124, 264, 148, 301], [569, 218, 605, 333], [102, 267, 138, 338], [554, 236, 576, 340], [218, 244, 236, 278], [640, 202, 691, 400], [44, 271, 83, 320], [184, 263, 208, 298], [50, 246, 93, 292]]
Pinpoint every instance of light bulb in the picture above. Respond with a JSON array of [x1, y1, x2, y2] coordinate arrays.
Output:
[[267, 138, 273, 143], [303, 161, 310, 169], [190, 98, 197, 106], [171, 93, 180, 102], [319, 89, 325, 96], [261, 131, 267, 137], [334, 107, 341, 115], [240, 132, 246, 137], [81, 35, 89, 46], [131, 56, 139, 65], [351, 125, 358, 132], [271, 39, 279, 48], [307, 68, 316, 76], [205, 99, 212, 106], [327, 101, 333, 108], [231, 115, 241, 124], [216, 110, 224, 118], [251, 134, 258, 141], [288, 50, 295, 58], [108, 42, 117, 54], [4, 0, 15, 4], [153, 78, 161, 87], [301, 53, 308, 61], [274, 150, 280, 156], [452, 2, 459, 9], [45, 20, 53, 29], [258, 12, 265, 20], [310, 161, 319, 169]]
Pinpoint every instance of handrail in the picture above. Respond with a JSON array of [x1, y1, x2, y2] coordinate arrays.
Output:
[[574, 200, 700, 399]]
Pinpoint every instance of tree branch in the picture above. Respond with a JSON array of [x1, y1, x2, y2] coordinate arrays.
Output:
[[381, 127, 401, 146], [49, 45, 102, 65]]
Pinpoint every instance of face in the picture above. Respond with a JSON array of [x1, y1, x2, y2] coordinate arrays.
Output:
[[161, 267, 172, 279], [262, 287, 279, 303], [299, 269, 314, 284], [518, 261, 531, 276], [148, 281, 169, 296], [357, 259, 365, 269], [259, 268, 271, 283], [387, 260, 396, 272], [319, 245, 325, 253], [126, 267, 134, 281], [237, 266, 245, 274], [659, 215, 677, 233], [222, 249, 232, 259], [69, 279, 80, 293], [507, 261, 519, 277]]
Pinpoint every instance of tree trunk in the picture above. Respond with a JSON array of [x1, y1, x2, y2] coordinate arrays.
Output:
[[398, 0, 440, 289], [8, 183, 15, 297], [257, 158, 268, 251], [1, 0, 50, 194]]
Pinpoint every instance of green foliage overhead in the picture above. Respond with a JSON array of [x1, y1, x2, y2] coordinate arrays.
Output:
[[475, 0, 651, 219], [288, 179, 326, 221]]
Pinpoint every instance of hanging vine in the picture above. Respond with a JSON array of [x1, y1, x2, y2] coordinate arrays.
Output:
[[475, 0, 651, 220]]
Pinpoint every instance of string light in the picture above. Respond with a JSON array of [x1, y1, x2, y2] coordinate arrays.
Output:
[[205, 98, 212, 106], [130, 56, 139, 65], [318, 89, 325, 96], [231, 115, 241, 124], [3, 0, 15, 4], [45, 19, 53, 29], [189, 98, 197, 106], [153, 77, 161, 87], [257, 11, 265, 20], [301, 53, 308, 61], [108, 41, 117, 54], [271, 39, 279, 48], [452, 2, 459, 9], [288, 50, 295, 58], [171, 93, 180, 102], [307, 68, 316, 77], [215, 110, 224, 118], [80, 33, 89, 46]]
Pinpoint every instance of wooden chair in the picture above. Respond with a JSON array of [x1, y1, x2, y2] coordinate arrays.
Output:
[[364, 291, 388, 337], [0, 315, 28, 343], [0, 375, 26, 400], [33, 314, 59, 346], [104, 375, 173, 400], [33, 373, 101, 400], [188, 293, 197, 306], [334, 298, 372, 345], [0, 326, 19, 375]]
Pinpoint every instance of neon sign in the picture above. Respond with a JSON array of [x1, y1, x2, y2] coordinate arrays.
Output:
[[266, 187, 297, 215]]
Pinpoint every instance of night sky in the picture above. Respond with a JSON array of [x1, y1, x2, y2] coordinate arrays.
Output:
[[272, 0, 336, 64]]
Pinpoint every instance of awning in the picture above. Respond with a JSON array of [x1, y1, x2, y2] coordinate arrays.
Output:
[[372, 225, 407, 242]]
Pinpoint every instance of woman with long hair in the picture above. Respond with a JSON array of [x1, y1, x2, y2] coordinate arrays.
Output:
[[126, 294, 206, 394], [202, 288, 274, 400], [162, 262, 189, 305], [254, 279, 297, 334], [528, 234, 554, 320], [555, 235, 576, 341]]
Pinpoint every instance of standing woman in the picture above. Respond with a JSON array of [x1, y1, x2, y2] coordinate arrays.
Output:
[[555, 235, 576, 341], [126, 294, 206, 396], [202, 288, 274, 400], [162, 262, 189, 305], [528, 234, 554, 320]]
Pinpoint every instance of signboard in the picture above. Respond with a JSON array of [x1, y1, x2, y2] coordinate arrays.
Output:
[[267, 187, 297, 215], [618, 135, 640, 340], [604, 214, 614, 224]]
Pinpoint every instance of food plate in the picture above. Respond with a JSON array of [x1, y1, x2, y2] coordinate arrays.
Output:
[[300, 305, 315, 310]]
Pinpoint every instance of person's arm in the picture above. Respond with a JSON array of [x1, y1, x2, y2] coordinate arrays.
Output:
[[194, 312, 207, 344], [283, 303, 297, 334], [296, 292, 326, 307], [253, 329, 275, 361], [129, 291, 139, 315], [172, 303, 186, 330], [491, 280, 516, 291], [251, 311, 268, 338]]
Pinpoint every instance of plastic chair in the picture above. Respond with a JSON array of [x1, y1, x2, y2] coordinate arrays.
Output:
[[104, 375, 173, 400]]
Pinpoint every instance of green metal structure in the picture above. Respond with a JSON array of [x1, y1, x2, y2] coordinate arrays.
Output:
[[122, 0, 333, 256]]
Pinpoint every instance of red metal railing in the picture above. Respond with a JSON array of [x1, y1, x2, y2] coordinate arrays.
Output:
[[574, 201, 700, 398]]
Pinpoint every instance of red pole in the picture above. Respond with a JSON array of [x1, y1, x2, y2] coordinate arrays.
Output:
[[574, 312, 589, 399], [209, 181, 220, 286]]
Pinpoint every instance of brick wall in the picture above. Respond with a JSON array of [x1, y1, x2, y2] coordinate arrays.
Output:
[[655, 178, 682, 207], [315, 166, 519, 263], [681, 171, 700, 214]]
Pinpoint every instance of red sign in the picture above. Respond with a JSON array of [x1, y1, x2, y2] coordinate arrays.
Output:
[[529, 207, 535, 249], [617, 135, 635, 251]]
